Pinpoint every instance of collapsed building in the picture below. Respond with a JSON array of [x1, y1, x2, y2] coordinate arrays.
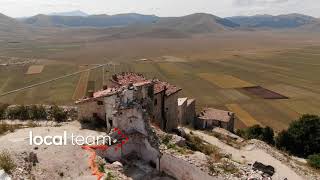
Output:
[[76, 80, 160, 167]]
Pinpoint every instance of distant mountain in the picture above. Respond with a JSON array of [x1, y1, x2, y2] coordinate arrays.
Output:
[[22, 13, 160, 28], [49, 10, 89, 17], [0, 13, 31, 38], [150, 13, 239, 34], [227, 14, 317, 28], [298, 19, 320, 32]]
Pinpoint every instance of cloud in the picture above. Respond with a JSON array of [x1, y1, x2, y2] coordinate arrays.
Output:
[[233, 0, 289, 6]]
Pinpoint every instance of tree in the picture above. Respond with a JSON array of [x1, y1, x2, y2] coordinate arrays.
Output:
[[275, 114, 320, 157]]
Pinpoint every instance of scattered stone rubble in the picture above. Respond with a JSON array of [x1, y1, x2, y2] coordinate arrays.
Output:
[[10, 152, 38, 180]]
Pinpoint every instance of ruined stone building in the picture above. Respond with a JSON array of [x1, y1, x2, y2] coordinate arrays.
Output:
[[110, 72, 183, 132], [76, 81, 160, 165], [196, 108, 235, 132]]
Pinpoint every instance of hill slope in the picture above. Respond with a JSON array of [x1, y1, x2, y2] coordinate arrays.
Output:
[[227, 14, 317, 28], [150, 13, 239, 33], [49, 10, 89, 17], [22, 13, 160, 28], [0, 13, 32, 39]]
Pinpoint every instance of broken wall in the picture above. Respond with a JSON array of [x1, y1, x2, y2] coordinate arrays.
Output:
[[77, 100, 105, 120]]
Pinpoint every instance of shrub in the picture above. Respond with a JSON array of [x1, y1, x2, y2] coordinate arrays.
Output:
[[185, 134, 218, 155], [50, 105, 67, 122], [6, 105, 30, 120], [275, 114, 320, 157], [0, 104, 9, 119], [308, 154, 320, 169], [236, 125, 275, 145], [161, 134, 172, 145], [0, 150, 16, 174], [0, 123, 22, 135], [105, 172, 115, 180], [29, 105, 47, 120]]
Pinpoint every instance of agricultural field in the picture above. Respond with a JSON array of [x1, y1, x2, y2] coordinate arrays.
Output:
[[25, 65, 44, 75], [0, 45, 319, 131]]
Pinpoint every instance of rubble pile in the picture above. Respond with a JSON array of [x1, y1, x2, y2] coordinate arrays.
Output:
[[10, 152, 38, 180]]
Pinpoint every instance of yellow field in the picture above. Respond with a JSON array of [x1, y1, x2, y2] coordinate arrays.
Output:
[[226, 104, 261, 127], [159, 63, 187, 75], [25, 65, 45, 75], [72, 67, 90, 100], [267, 100, 300, 120], [218, 89, 251, 101], [265, 84, 317, 98], [198, 73, 255, 88], [280, 100, 320, 115]]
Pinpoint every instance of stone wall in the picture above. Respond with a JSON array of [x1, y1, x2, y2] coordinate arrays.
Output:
[[160, 153, 216, 180], [186, 99, 196, 125], [77, 100, 105, 121], [178, 99, 187, 125], [153, 93, 163, 126]]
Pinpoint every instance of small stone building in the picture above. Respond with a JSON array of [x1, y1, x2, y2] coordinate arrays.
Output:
[[196, 108, 235, 132], [153, 80, 181, 132]]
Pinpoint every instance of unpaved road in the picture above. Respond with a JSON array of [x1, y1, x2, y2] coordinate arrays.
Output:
[[184, 129, 303, 180]]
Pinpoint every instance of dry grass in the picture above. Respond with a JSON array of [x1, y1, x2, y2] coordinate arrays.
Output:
[[226, 104, 261, 127], [25, 65, 44, 75], [0, 150, 16, 174], [198, 73, 255, 88]]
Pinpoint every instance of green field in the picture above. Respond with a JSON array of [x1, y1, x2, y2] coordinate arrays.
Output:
[[0, 46, 320, 131]]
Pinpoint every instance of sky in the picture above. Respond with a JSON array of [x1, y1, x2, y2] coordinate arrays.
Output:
[[0, 0, 319, 18]]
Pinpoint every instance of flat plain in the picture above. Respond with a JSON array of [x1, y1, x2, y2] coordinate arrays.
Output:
[[0, 31, 320, 131]]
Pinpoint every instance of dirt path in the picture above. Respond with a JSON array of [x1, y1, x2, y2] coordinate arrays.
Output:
[[184, 129, 303, 180]]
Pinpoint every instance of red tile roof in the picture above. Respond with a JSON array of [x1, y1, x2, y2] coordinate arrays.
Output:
[[75, 81, 151, 104], [198, 108, 234, 122], [111, 72, 147, 86], [112, 73, 182, 96], [153, 79, 182, 96]]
